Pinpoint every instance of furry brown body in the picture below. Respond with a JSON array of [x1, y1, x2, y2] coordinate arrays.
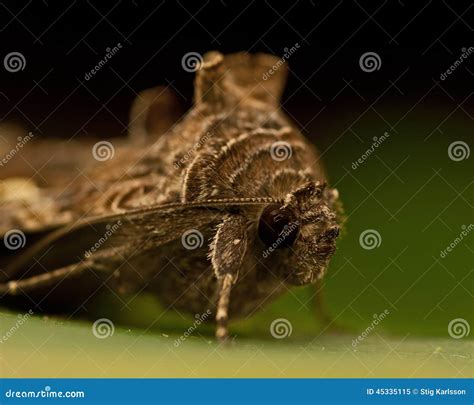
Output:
[[0, 51, 341, 340]]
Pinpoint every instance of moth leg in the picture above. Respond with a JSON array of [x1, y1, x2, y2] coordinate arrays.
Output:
[[216, 273, 234, 342], [0, 260, 110, 296], [209, 214, 248, 343]]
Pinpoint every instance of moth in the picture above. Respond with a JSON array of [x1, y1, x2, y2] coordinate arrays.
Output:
[[0, 51, 342, 342]]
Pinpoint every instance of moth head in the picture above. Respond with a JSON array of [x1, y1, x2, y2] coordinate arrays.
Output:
[[258, 181, 340, 285]]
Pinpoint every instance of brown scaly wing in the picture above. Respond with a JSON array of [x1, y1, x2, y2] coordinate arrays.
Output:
[[0, 198, 278, 313], [0, 197, 279, 281]]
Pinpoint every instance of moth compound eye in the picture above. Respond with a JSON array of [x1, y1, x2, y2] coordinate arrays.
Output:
[[258, 204, 300, 249]]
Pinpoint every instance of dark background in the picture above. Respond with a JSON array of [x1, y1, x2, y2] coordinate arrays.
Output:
[[0, 1, 472, 139]]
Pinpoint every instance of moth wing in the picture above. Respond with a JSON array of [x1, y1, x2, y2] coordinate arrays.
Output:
[[0, 203, 222, 312], [2, 203, 223, 280], [0, 182, 75, 240], [0, 134, 133, 237], [0, 131, 99, 187], [0, 140, 171, 237]]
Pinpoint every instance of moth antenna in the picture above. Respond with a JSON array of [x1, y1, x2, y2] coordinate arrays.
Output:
[[4, 197, 279, 274]]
